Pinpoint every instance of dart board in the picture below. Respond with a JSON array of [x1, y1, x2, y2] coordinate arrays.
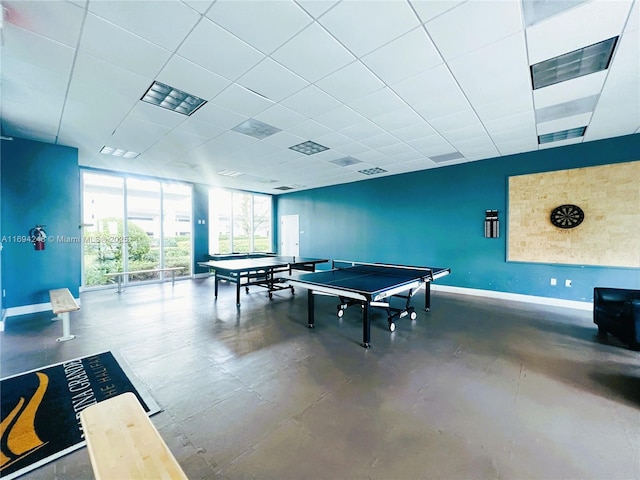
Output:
[[550, 204, 584, 229]]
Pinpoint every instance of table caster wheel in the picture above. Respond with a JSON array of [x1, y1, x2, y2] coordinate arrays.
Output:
[[388, 322, 396, 332], [245, 287, 250, 293], [337, 308, 344, 318], [410, 311, 417, 320], [268, 292, 273, 299]]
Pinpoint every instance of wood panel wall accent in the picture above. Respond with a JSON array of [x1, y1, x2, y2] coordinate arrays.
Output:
[[508, 160, 640, 267]]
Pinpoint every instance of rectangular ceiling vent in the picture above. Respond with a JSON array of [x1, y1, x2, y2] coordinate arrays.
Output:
[[531, 37, 618, 90], [330, 156, 363, 167], [430, 152, 464, 163], [141, 81, 207, 116]]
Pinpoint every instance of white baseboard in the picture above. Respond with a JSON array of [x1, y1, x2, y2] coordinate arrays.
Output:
[[432, 285, 593, 311], [4, 298, 82, 320]]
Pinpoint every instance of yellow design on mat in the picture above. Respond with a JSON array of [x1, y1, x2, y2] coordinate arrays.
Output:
[[0, 372, 49, 469]]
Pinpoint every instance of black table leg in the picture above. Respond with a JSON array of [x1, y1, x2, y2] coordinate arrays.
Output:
[[425, 282, 431, 312], [307, 290, 315, 328], [236, 277, 241, 306], [362, 302, 371, 348], [214, 271, 218, 298]]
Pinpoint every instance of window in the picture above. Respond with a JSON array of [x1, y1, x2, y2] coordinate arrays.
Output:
[[209, 188, 272, 254]]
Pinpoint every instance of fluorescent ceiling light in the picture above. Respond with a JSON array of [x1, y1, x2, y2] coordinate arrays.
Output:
[[141, 81, 207, 116], [218, 170, 244, 177], [232, 118, 281, 139], [531, 37, 618, 90], [359, 167, 387, 175], [100, 146, 140, 159], [538, 126, 586, 144], [274, 185, 295, 191], [289, 140, 329, 155]]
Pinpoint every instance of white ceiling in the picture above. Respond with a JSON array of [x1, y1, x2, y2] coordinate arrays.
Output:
[[1, 0, 638, 194]]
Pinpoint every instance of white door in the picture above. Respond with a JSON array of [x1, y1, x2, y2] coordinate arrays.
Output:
[[280, 214, 299, 257]]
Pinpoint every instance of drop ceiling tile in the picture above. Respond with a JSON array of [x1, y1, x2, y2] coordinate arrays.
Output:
[[287, 119, 334, 140], [272, 22, 355, 82], [193, 102, 247, 129], [439, 121, 488, 143], [526, 0, 632, 64], [425, 0, 523, 60], [210, 84, 274, 117], [392, 123, 438, 142], [448, 32, 532, 121], [2, 24, 75, 95], [262, 131, 306, 149], [237, 58, 309, 102], [178, 18, 264, 81], [342, 121, 386, 141], [360, 132, 401, 150], [175, 117, 226, 139], [280, 85, 342, 118], [316, 61, 385, 103], [109, 117, 172, 152], [408, 1, 465, 23], [392, 64, 468, 118], [2, 0, 85, 47], [80, 13, 171, 78], [429, 109, 482, 134], [335, 142, 370, 156], [484, 111, 537, 137], [347, 87, 406, 119], [206, 0, 312, 54], [371, 107, 424, 132], [254, 104, 308, 130], [313, 106, 366, 130], [319, 0, 420, 57], [361, 27, 443, 85], [407, 135, 455, 156], [128, 102, 187, 130], [182, 1, 215, 14], [536, 113, 593, 135], [145, 130, 208, 159], [88, 0, 200, 51], [314, 132, 353, 149], [295, 0, 339, 18], [158, 56, 231, 101]]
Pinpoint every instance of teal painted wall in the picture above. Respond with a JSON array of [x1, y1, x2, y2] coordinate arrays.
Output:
[[1, 138, 81, 308], [276, 134, 640, 303]]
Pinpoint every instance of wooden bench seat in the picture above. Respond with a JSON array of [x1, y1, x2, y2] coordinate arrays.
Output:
[[49, 288, 79, 342], [104, 267, 184, 293], [80, 392, 188, 480]]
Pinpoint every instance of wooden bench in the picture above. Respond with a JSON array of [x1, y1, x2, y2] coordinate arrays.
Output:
[[49, 288, 79, 342], [80, 392, 188, 480], [104, 267, 184, 293]]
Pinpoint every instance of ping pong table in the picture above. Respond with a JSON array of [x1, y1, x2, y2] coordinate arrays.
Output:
[[287, 261, 451, 348], [199, 254, 328, 306]]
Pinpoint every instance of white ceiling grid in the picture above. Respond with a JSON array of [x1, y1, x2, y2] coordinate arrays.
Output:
[[1, 0, 638, 194]]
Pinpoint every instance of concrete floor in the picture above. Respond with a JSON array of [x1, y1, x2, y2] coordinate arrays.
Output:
[[1, 277, 639, 480]]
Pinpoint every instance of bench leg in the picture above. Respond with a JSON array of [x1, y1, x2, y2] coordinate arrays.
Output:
[[116, 274, 124, 293], [56, 312, 75, 342]]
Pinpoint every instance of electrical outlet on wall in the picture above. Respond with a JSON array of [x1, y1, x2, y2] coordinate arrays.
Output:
[[565, 279, 572, 287], [550, 278, 557, 286]]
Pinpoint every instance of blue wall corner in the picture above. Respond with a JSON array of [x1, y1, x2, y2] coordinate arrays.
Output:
[[1, 137, 81, 307]]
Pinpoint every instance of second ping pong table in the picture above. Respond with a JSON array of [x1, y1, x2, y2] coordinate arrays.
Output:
[[199, 254, 328, 306], [287, 261, 451, 348]]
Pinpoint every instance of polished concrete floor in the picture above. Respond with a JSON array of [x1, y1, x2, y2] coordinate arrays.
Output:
[[2, 277, 639, 480]]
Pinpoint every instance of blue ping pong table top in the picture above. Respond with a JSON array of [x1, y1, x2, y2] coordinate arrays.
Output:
[[199, 255, 327, 272], [289, 264, 450, 296]]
